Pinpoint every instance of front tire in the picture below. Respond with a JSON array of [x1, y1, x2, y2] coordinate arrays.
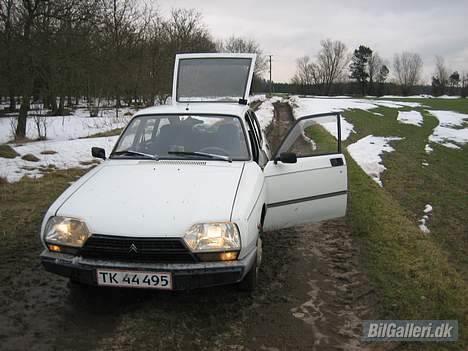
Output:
[[238, 238, 262, 292], [238, 258, 258, 292]]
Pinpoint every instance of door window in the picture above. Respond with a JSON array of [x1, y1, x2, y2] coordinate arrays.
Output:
[[276, 113, 341, 158]]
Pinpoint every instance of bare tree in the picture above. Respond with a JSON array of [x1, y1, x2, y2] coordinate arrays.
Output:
[[15, 0, 49, 139], [32, 103, 48, 140], [368, 52, 384, 95], [1, 2, 218, 139], [0, 0, 18, 111], [292, 56, 323, 88], [393, 52, 423, 96], [218, 36, 268, 76], [433, 56, 449, 96], [461, 72, 468, 98], [317, 39, 349, 95]]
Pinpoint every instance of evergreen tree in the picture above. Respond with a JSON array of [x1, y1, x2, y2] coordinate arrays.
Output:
[[349, 45, 373, 95]]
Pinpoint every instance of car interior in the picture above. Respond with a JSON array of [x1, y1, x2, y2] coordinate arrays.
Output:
[[117, 115, 250, 160]]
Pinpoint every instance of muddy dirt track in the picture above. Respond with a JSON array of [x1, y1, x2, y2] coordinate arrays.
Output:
[[0, 103, 377, 351]]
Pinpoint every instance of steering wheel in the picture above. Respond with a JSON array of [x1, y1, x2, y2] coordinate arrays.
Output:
[[199, 146, 230, 156]]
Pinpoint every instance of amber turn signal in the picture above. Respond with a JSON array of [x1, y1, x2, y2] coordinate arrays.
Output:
[[197, 251, 239, 262], [48, 244, 62, 252]]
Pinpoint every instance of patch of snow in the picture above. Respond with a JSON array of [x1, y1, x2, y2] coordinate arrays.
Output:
[[372, 101, 405, 109], [397, 111, 424, 126], [381, 94, 463, 99], [254, 96, 285, 131], [428, 110, 468, 149], [418, 204, 433, 234], [289, 96, 361, 140], [425, 144, 433, 154], [419, 224, 430, 234], [0, 136, 117, 183], [248, 94, 267, 104], [373, 112, 384, 117], [290, 96, 378, 115], [347, 135, 402, 187], [318, 117, 354, 141], [438, 95, 462, 99], [296, 95, 350, 99], [422, 162, 429, 167], [372, 100, 422, 108]]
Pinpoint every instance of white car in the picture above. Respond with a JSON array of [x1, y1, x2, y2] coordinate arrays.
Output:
[[40, 53, 347, 291]]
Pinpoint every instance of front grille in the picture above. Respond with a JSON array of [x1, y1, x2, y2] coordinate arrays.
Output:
[[79, 235, 197, 263]]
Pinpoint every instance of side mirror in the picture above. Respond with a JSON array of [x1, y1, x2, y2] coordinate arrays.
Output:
[[274, 152, 297, 164], [91, 147, 106, 160]]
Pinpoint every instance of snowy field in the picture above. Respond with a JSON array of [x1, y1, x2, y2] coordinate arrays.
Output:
[[428, 110, 468, 149], [0, 137, 117, 182], [347, 135, 402, 187], [0, 106, 135, 182], [397, 111, 424, 126], [0, 107, 134, 144]]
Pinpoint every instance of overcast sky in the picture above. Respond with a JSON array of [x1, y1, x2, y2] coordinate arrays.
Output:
[[159, 0, 468, 83]]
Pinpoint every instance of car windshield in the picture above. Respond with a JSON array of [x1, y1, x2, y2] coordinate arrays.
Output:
[[112, 114, 250, 161]]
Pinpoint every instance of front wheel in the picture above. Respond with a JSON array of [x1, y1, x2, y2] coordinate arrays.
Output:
[[238, 258, 258, 292], [238, 238, 262, 292]]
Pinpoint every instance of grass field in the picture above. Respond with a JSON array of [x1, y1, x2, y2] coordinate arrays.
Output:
[[302, 101, 467, 349], [341, 98, 467, 349], [343, 99, 468, 277]]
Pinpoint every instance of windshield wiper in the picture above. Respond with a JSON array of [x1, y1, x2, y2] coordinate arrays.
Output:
[[112, 149, 159, 160], [168, 151, 232, 162]]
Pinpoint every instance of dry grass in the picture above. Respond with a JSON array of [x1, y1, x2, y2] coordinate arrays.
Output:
[[40, 150, 57, 155], [0, 169, 87, 249], [0, 144, 19, 159], [21, 153, 40, 162], [79, 159, 100, 166], [82, 128, 123, 138]]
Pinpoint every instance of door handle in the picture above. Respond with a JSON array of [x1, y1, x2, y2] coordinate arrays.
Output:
[[330, 157, 344, 167]]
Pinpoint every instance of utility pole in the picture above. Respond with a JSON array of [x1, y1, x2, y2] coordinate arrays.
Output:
[[268, 55, 273, 95]]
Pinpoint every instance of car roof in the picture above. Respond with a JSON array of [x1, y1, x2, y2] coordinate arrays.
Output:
[[134, 102, 251, 118]]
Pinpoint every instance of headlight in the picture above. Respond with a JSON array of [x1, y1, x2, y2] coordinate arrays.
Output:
[[44, 216, 90, 248], [184, 222, 241, 252]]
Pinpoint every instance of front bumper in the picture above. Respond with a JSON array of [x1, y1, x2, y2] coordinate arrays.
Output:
[[40, 248, 256, 290]]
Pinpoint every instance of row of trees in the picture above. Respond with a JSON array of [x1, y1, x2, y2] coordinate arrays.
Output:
[[291, 40, 391, 96], [0, 0, 271, 139], [0, 0, 220, 138], [292, 39, 467, 97], [432, 56, 467, 97], [291, 39, 348, 95]]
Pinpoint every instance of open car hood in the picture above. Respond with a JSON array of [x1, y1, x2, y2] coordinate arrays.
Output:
[[172, 53, 256, 103]]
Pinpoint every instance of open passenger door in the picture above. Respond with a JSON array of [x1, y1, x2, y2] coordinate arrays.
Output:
[[263, 113, 348, 231], [172, 53, 256, 103]]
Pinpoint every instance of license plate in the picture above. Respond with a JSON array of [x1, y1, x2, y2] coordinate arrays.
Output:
[[96, 269, 172, 290]]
